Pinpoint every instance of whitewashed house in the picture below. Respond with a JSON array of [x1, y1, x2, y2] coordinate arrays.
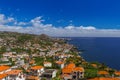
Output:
[[41, 69, 57, 79], [30, 66, 44, 76], [55, 61, 65, 69], [6, 70, 25, 80], [44, 62, 52, 67]]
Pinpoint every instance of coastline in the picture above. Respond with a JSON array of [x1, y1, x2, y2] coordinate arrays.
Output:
[[66, 37, 120, 70], [0, 32, 119, 79], [64, 37, 120, 79]]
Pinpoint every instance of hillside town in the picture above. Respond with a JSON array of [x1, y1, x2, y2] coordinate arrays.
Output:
[[0, 32, 120, 80]]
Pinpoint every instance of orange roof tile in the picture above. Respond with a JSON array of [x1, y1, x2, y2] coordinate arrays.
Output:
[[62, 68, 73, 74], [115, 71, 120, 76], [5, 70, 22, 75], [98, 71, 109, 75], [0, 65, 10, 72], [62, 63, 77, 74], [27, 76, 39, 80], [73, 67, 84, 72], [62, 63, 85, 74], [89, 77, 120, 80], [91, 64, 97, 68], [29, 60, 35, 64], [65, 63, 75, 69], [88, 78, 99, 80], [26, 70, 30, 72], [31, 66, 43, 70], [0, 74, 7, 79]]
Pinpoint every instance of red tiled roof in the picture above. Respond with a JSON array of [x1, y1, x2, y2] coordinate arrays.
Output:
[[115, 71, 120, 76], [91, 64, 97, 68], [62, 63, 84, 74], [26, 76, 39, 80], [98, 71, 109, 75], [89, 77, 120, 80], [62, 68, 73, 74], [0, 65, 10, 72], [31, 66, 43, 70], [5, 70, 22, 75], [73, 67, 84, 72], [0, 74, 7, 79], [65, 63, 75, 69]]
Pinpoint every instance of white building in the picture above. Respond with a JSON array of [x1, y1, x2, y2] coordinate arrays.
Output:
[[6, 70, 25, 80], [56, 61, 65, 69], [30, 66, 44, 76], [44, 62, 52, 67], [41, 69, 57, 79]]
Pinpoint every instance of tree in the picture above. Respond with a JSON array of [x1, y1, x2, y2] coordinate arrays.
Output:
[[0, 46, 6, 53], [85, 69, 98, 79], [52, 77, 61, 80], [108, 69, 115, 76]]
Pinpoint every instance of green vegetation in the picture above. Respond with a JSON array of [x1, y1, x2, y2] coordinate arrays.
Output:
[[66, 56, 82, 66], [34, 57, 44, 65], [52, 78, 61, 80], [9, 58, 15, 66], [0, 31, 117, 80], [52, 70, 61, 80], [108, 69, 115, 76], [17, 35, 33, 43], [85, 68, 98, 78], [0, 46, 6, 53], [0, 61, 10, 64]]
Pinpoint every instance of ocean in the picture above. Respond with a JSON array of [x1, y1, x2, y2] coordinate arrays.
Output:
[[68, 37, 120, 70]]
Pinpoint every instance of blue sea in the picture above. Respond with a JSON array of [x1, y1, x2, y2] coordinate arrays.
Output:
[[68, 37, 120, 70]]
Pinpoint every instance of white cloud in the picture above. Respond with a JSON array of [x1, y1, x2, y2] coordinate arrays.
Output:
[[7, 17, 15, 22], [0, 14, 15, 24], [0, 14, 6, 24], [17, 22, 27, 26], [65, 26, 75, 29], [0, 13, 120, 37], [30, 16, 44, 27]]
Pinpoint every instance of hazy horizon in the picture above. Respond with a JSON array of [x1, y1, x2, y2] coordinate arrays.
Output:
[[0, 0, 120, 37]]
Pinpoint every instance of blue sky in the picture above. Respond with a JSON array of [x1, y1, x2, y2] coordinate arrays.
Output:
[[0, 0, 120, 37]]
